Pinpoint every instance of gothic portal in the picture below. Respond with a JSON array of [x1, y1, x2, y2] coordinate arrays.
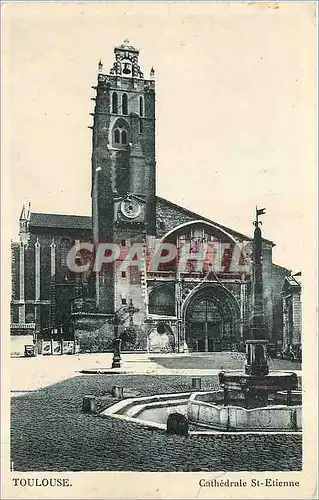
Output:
[[184, 285, 241, 352]]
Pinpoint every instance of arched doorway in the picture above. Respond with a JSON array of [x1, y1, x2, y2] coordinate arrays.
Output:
[[184, 285, 240, 352]]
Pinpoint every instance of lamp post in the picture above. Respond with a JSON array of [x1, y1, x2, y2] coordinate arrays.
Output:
[[111, 299, 139, 369], [111, 313, 121, 369]]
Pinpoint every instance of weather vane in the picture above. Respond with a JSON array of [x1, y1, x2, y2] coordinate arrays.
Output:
[[254, 206, 266, 227]]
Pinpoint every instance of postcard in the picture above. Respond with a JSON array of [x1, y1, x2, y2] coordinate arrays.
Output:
[[1, 2, 317, 499]]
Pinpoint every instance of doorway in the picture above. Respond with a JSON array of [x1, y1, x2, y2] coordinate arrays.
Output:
[[184, 286, 239, 352]]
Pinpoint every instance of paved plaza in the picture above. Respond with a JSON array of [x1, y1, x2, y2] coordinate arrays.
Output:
[[11, 352, 301, 392], [10, 353, 302, 472]]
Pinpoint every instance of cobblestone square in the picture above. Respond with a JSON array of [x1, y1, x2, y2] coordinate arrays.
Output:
[[10, 355, 302, 472]]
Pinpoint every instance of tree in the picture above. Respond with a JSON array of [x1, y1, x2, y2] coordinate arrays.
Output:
[[120, 327, 137, 350]]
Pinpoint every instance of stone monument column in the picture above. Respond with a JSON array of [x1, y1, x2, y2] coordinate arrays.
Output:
[[245, 207, 269, 377]]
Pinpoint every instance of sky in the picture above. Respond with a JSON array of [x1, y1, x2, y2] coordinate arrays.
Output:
[[2, 2, 317, 272]]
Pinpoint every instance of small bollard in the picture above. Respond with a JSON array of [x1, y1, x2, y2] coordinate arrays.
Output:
[[111, 386, 124, 399], [192, 377, 201, 390], [82, 395, 96, 414], [167, 413, 188, 436]]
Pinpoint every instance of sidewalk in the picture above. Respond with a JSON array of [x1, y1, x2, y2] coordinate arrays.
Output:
[[10, 353, 161, 392], [10, 352, 302, 393], [10, 352, 220, 393]]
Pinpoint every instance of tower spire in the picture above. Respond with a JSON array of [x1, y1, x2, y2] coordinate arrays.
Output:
[[19, 204, 26, 221], [109, 40, 144, 78], [19, 203, 30, 244]]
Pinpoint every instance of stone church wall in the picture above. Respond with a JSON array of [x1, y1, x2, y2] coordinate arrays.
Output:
[[11, 243, 20, 301], [156, 198, 198, 237], [272, 263, 290, 347], [292, 293, 302, 345]]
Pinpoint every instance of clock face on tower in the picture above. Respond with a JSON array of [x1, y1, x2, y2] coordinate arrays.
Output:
[[120, 198, 141, 219]]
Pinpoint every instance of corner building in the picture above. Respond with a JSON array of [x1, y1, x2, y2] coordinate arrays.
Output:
[[11, 41, 290, 354]]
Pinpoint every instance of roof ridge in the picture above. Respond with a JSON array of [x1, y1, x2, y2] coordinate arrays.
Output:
[[29, 212, 92, 230], [27, 199, 275, 246], [156, 196, 274, 245], [30, 212, 91, 218]]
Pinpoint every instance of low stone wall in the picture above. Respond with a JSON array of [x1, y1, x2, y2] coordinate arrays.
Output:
[[101, 392, 192, 431], [188, 392, 302, 432]]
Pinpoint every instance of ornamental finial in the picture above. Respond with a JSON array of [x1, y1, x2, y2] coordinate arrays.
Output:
[[254, 206, 266, 227]]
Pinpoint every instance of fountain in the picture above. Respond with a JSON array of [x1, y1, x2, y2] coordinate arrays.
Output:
[[188, 208, 301, 432]]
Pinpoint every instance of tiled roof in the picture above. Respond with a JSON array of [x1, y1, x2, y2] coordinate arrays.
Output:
[[29, 213, 92, 230], [282, 274, 302, 293], [285, 275, 302, 288]]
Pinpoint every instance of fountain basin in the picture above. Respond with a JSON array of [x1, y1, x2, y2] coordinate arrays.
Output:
[[100, 387, 301, 434], [188, 390, 302, 432], [101, 392, 190, 430], [219, 370, 298, 392]]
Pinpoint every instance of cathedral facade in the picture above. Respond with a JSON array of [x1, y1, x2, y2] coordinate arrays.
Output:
[[11, 41, 290, 355]]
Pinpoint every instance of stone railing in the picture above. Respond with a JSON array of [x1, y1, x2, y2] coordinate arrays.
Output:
[[10, 323, 36, 330]]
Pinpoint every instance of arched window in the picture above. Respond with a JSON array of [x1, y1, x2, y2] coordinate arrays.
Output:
[[149, 286, 175, 316], [121, 130, 127, 145], [112, 92, 118, 114], [114, 129, 120, 144], [139, 118, 144, 134], [139, 96, 144, 117], [112, 119, 129, 148], [122, 93, 128, 115]]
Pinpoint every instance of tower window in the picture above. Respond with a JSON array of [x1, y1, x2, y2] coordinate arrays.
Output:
[[139, 118, 143, 134], [121, 130, 127, 145], [122, 93, 128, 115], [114, 129, 120, 144], [121, 240, 126, 246], [112, 92, 118, 114], [112, 119, 129, 148], [139, 96, 144, 117], [121, 271, 126, 278]]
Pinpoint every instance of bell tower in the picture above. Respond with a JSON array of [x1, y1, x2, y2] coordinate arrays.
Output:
[[91, 40, 156, 311]]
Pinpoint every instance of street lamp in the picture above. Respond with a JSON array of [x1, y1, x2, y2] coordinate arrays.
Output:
[[111, 313, 121, 369], [111, 299, 139, 369]]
